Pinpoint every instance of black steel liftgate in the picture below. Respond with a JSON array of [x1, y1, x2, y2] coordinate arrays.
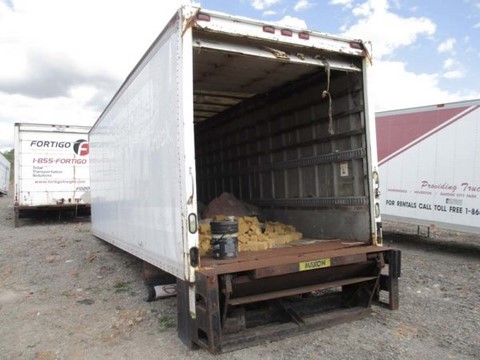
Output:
[[177, 241, 401, 354]]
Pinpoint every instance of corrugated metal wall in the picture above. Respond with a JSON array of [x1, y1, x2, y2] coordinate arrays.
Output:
[[195, 70, 372, 240]]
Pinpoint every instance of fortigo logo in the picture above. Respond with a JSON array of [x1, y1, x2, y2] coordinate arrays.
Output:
[[73, 139, 89, 156], [30, 139, 90, 156]]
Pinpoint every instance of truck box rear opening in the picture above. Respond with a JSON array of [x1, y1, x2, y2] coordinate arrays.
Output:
[[89, 7, 400, 354], [193, 36, 370, 241], [177, 24, 401, 353]]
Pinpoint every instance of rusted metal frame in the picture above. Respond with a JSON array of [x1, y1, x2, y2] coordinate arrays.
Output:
[[231, 260, 376, 299], [220, 307, 372, 353], [193, 272, 223, 353], [199, 251, 389, 353], [278, 302, 305, 325], [221, 275, 233, 327], [200, 245, 387, 276], [228, 276, 377, 306], [374, 249, 401, 310], [386, 277, 399, 310], [339, 252, 383, 308], [386, 250, 401, 309], [202, 239, 362, 267], [193, 249, 395, 353], [366, 252, 385, 308], [176, 279, 197, 349], [252, 252, 367, 278]]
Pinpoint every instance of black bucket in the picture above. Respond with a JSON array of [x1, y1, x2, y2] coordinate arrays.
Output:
[[210, 219, 238, 259]]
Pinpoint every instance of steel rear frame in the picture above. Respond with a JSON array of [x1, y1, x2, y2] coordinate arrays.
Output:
[[177, 243, 401, 354]]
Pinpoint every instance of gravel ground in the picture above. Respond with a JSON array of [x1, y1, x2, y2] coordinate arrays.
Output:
[[1, 190, 479, 360]]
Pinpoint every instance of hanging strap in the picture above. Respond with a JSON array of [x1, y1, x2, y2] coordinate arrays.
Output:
[[320, 58, 334, 135]]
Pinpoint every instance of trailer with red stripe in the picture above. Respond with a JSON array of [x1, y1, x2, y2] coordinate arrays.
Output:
[[376, 99, 480, 234]]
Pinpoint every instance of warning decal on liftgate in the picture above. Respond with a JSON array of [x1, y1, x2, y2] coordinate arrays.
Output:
[[299, 258, 331, 271]]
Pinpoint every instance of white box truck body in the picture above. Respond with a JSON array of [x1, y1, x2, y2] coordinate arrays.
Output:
[[377, 99, 480, 234], [14, 123, 91, 223], [90, 6, 400, 353], [0, 152, 10, 196]]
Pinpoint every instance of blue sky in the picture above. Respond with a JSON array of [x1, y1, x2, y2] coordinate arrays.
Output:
[[0, 0, 479, 149], [198, 0, 480, 106]]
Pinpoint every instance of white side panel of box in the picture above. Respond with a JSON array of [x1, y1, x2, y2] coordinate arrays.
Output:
[[379, 104, 480, 234], [14, 124, 90, 206], [0, 152, 10, 195], [89, 13, 188, 279]]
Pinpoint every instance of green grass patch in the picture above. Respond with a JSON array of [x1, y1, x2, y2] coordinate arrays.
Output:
[[158, 315, 175, 332], [113, 281, 131, 294]]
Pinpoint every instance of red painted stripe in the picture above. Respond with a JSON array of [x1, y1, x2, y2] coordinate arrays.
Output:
[[378, 105, 480, 166], [376, 107, 467, 162]]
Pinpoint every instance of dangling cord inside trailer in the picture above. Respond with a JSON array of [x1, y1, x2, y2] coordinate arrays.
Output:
[[318, 57, 334, 135]]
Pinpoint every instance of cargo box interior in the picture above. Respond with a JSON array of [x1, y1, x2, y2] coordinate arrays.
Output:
[[192, 30, 372, 242]]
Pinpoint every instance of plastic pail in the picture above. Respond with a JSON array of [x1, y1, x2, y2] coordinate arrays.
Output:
[[210, 220, 238, 259]]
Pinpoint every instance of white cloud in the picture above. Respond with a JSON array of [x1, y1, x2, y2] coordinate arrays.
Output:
[[0, 0, 185, 148], [371, 61, 460, 111], [443, 58, 456, 69], [294, 0, 314, 12], [251, 0, 281, 10], [263, 10, 277, 15], [440, 57, 464, 79], [329, 0, 354, 8], [0, 91, 99, 148], [275, 15, 307, 29], [341, 0, 436, 59], [437, 38, 456, 53], [443, 70, 464, 79], [352, 1, 371, 16], [0, 1, 186, 100], [337, 1, 474, 112], [474, 23, 480, 29], [69, 85, 99, 103]]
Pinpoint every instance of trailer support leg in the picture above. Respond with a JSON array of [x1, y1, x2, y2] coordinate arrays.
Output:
[[377, 249, 401, 310], [176, 279, 197, 350], [14, 208, 20, 228]]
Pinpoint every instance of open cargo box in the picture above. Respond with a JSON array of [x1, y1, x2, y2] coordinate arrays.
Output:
[[89, 7, 400, 354], [184, 11, 400, 353], [194, 44, 374, 241]]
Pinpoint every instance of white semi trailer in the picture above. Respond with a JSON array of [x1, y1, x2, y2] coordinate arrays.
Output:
[[0, 151, 10, 196], [89, 6, 400, 353], [14, 123, 91, 226], [377, 99, 480, 234]]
